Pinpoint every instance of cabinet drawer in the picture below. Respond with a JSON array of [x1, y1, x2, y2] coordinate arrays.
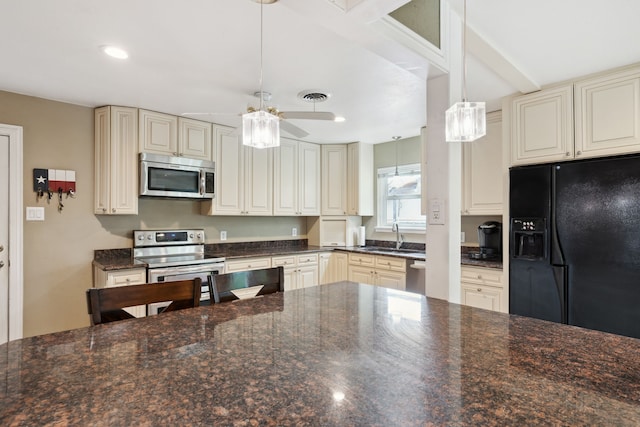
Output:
[[375, 255, 406, 272], [106, 269, 146, 287], [348, 253, 375, 267], [461, 266, 503, 287], [272, 255, 297, 267], [461, 283, 502, 311], [297, 253, 319, 265], [225, 257, 271, 272]]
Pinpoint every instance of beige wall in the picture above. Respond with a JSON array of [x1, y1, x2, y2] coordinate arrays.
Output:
[[0, 90, 307, 337], [461, 215, 502, 245], [363, 135, 425, 244]]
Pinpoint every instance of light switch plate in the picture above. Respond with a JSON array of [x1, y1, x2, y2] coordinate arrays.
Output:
[[292, 228, 297, 237], [428, 198, 445, 225], [26, 206, 45, 221], [220, 231, 227, 241]]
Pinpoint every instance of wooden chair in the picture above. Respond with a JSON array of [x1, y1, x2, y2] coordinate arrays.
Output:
[[86, 278, 201, 325], [208, 267, 284, 303]]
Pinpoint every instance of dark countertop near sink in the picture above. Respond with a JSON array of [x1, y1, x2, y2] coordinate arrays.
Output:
[[93, 240, 502, 271], [2, 282, 639, 425]]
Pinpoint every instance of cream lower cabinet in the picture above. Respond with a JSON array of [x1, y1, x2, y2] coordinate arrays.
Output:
[[203, 125, 272, 216], [93, 267, 147, 317], [462, 111, 503, 215], [272, 254, 319, 291], [94, 106, 138, 215], [460, 266, 505, 313], [224, 257, 272, 273], [348, 253, 406, 290], [319, 252, 348, 284]]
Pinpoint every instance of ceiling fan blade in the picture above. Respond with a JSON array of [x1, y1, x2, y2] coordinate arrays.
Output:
[[181, 112, 241, 117], [279, 111, 336, 121], [280, 120, 309, 138]]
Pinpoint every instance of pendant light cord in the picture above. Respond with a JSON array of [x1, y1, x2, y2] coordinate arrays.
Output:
[[462, 0, 467, 103], [259, 0, 265, 111]]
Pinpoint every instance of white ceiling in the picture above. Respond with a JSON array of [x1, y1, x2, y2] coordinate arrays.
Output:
[[2, 0, 640, 144]]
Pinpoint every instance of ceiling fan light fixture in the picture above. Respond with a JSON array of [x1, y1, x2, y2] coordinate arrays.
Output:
[[242, 109, 280, 149]]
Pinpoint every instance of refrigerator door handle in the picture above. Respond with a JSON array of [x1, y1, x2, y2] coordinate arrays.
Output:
[[550, 165, 566, 265], [551, 265, 568, 324]]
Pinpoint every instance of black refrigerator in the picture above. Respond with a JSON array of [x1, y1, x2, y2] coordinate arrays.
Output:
[[509, 154, 640, 339]]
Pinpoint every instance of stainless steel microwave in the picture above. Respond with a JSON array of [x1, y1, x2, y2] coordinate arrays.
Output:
[[139, 152, 215, 199]]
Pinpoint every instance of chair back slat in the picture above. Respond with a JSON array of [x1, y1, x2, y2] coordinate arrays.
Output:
[[87, 278, 201, 325], [209, 267, 284, 303]]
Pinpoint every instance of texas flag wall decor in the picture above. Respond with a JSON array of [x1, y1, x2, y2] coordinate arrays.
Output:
[[33, 168, 76, 193]]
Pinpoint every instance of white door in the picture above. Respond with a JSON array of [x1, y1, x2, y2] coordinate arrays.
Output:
[[0, 124, 23, 344]]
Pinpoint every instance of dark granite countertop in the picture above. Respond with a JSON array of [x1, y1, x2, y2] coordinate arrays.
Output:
[[2, 282, 639, 425], [93, 241, 501, 271]]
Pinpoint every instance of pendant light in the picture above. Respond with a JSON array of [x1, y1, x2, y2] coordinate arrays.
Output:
[[445, 0, 486, 142], [242, 0, 280, 149]]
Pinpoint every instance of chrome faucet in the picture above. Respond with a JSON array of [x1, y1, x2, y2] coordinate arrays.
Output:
[[391, 221, 404, 250]]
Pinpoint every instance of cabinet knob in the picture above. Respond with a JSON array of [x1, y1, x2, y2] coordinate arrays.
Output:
[[477, 275, 482, 279], [111, 208, 116, 213], [566, 152, 571, 156], [102, 208, 107, 213], [477, 288, 482, 292], [576, 151, 582, 156]]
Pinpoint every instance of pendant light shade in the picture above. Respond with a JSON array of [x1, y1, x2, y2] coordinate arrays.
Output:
[[445, 101, 486, 142], [445, 0, 486, 142], [243, 0, 280, 149], [242, 109, 280, 149]]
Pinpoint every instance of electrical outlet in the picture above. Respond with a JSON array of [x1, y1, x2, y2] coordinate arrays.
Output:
[[292, 227, 297, 237], [220, 231, 227, 241]]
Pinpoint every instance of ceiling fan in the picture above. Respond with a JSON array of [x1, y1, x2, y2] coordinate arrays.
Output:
[[182, 90, 337, 139]]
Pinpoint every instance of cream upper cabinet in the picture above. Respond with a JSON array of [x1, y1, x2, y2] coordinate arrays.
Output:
[[322, 144, 348, 215], [139, 109, 178, 156], [574, 66, 640, 158], [462, 111, 503, 215], [510, 85, 574, 166], [177, 117, 212, 160], [273, 138, 320, 216], [139, 110, 212, 160], [347, 142, 374, 216], [94, 106, 138, 215], [203, 124, 272, 216]]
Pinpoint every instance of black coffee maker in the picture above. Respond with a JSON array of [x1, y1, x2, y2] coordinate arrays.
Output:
[[469, 221, 502, 260]]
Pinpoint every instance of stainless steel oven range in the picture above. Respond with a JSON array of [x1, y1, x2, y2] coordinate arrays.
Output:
[[133, 229, 225, 314]]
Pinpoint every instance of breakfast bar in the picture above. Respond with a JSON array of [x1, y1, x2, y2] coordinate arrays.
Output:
[[1, 282, 639, 425]]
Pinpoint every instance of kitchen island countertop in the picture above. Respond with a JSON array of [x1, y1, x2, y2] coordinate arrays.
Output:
[[1, 281, 638, 425]]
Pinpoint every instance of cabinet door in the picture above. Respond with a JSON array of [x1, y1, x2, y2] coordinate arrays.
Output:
[[94, 106, 138, 215], [510, 85, 574, 166], [244, 146, 273, 215], [282, 267, 298, 291], [575, 66, 640, 158], [212, 125, 243, 215], [462, 111, 503, 215], [139, 109, 178, 156], [349, 265, 374, 285], [298, 264, 318, 288], [334, 253, 349, 282], [461, 284, 502, 311], [298, 141, 321, 215], [322, 145, 347, 215], [318, 253, 331, 285], [347, 142, 373, 216], [273, 138, 298, 215], [375, 270, 406, 290], [96, 268, 146, 318], [178, 117, 212, 160]]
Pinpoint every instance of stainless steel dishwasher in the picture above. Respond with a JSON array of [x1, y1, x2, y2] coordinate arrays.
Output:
[[405, 259, 426, 294]]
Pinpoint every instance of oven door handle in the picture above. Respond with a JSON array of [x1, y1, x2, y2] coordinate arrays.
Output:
[[149, 264, 224, 276]]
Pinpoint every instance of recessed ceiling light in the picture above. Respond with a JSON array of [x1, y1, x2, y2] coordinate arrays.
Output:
[[334, 116, 346, 122], [101, 45, 129, 59]]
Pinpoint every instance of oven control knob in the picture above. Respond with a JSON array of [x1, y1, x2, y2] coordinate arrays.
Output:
[[147, 235, 153, 240], [137, 235, 144, 241], [196, 233, 202, 240], [190, 233, 194, 239]]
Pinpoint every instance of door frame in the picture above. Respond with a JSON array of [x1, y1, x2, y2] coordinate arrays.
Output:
[[1, 124, 24, 341]]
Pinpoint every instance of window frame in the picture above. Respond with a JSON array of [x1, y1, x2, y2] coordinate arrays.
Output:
[[375, 163, 426, 232]]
